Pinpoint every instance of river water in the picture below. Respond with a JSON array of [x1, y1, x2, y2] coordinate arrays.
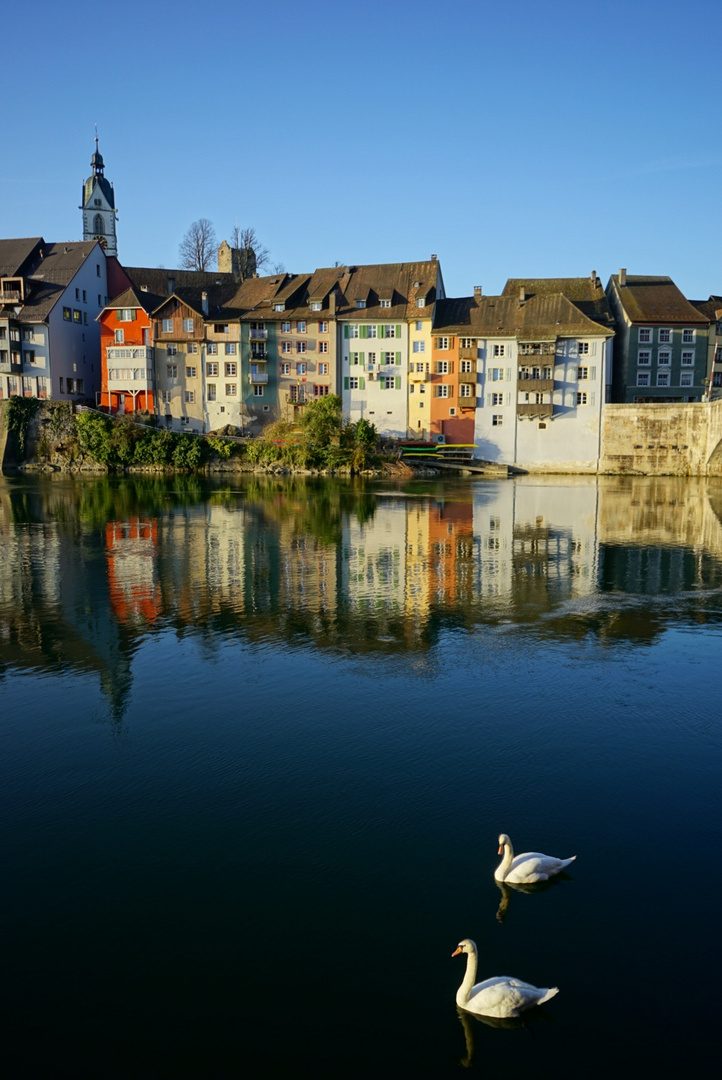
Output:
[[2, 473, 721, 1078]]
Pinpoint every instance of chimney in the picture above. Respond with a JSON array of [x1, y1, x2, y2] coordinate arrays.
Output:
[[201, 291, 209, 316], [590, 270, 597, 285], [473, 286, 482, 301], [430, 253, 437, 261], [329, 291, 337, 315], [519, 286, 526, 302], [167, 275, 175, 295], [619, 268, 627, 287]]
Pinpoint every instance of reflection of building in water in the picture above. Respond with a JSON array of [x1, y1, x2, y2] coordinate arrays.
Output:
[[427, 496, 474, 605], [158, 501, 248, 620], [471, 479, 601, 611], [343, 499, 406, 617], [106, 518, 161, 624], [277, 520, 337, 620], [405, 500, 431, 622]]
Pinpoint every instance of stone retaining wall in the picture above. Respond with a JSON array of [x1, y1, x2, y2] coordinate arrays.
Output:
[[599, 400, 722, 476]]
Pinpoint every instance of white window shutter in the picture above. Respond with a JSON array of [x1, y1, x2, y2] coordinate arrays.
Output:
[[591, 391, 596, 406], [506, 368, 511, 381], [506, 393, 511, 406], [591, 366, 597, 380]]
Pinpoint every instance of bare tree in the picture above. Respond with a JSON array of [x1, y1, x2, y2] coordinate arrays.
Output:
[[179, 219, 217, 271], [229, 225, 271, 280]]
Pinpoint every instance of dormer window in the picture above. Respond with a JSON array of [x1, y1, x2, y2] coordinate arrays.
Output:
[[310, 301, 322, 311], [380, 299, 391, 308], [355, 300, 366, 309], [273, 303, 285, 312], [416, 298, 425, 308]]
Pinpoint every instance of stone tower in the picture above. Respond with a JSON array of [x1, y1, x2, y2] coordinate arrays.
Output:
[[81, 137, 118, 257]]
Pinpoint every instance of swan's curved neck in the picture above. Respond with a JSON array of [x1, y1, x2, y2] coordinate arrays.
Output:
[[456, 948, 478, 1006], [496, 840, 514, 881]]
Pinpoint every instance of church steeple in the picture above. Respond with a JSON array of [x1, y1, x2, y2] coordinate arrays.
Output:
[[81, 134, 118, 257]]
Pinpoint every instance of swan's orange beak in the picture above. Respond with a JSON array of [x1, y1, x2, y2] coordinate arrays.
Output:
[[452, 946, 462, 956], [497, 845, 503, 854]]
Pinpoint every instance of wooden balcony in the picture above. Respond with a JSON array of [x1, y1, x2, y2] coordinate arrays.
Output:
[[517, 402, 554, 420], [517, 377, 554, 392], [459, 346, 477, 359]]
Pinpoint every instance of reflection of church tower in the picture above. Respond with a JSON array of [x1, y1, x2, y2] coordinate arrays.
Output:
[[80, 137, 118, 257]]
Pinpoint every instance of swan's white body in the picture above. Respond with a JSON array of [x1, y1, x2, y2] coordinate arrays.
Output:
[[495, 833, 576, 884], [452, 939, 558, 1018]]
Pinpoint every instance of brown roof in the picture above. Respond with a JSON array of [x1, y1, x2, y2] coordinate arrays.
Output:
[[503, 275, 614, 326], [101, 285, 166, 317], [607, 275, 706, 324], [13, 241, 104, 322], [689, 296, 722, 322], [0, 237, 43, 278], [123, 266, 235, 297], [434, 292, 614, 339], [334, 260, 442, 320]]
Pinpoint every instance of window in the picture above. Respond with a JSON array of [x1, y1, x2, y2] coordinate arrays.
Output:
[[416, 298, 425, 308], [383, 325, 396, 338], [213, 323, 229, 335], [367, 352, 376, 366], [415, 321, 422, 331], [383, 376, 395, 389], [226, 383, 237, 396], [96, 264, 101, 277], [366, 325, 377, 338], [657, 351, 671, 366], [383, 351, 396, 365], [577, 392, 588, 405], [297, 362, 307, 375], [160, 318, 173, 333], [186, 366, 197, 378], [297, 341, 307, 354], [659, 328, 671, 343], [119, 308, 135, 322], [637, 350, 651, 365], [161, 390, 171, 404], [349, 377, 359, 389], [460, 360, 473, 373], [639, 328, 651, 343], [682, 329, 695, 344], [207, 342, 218, 354], [577, 366, 588, 380], [63, 307, 71, 320], [319, 362, 329, 375], [297, 320, 307, 333], [680, 371, 693, 387], [115, 329, 124, 344], [380, 299, 391, 308], [437, 336, 450, 350], [314, 383, 330, 397], [319, 320, 328, 333], [73, 309, 82, 323], [493, 344, 505, 357], [319, 341, 328, 354], [183, 318, 194, 332], [281, 320, 291, 333], [350, 352, 361, 365], [167, 344, 178, 356], [459, 383, 473, 398], [578, 341, 589, 355], [681, 351, 694, 366], [225, 362, 237, 376], [280, 363, 290, 375], [637, 372, 650, 386], [225, 343, 236, 355], [83, 290, 87, 302], [24, 350, 35, 364], [185, 390, 195, 403], [436, 361, 450, 374], [460, 338, 474, 348], [167, 364, 178, 379], [355, 300, 366, 309], [273, 303, 284, 312], [491, 392, 504, 406], [206, 363, 218, 377], [413, 341, 426, 353], [282, 342, 292, 354], [207, 384, 216, 401], [187, 342, 198, 354], [310, 302, 322, 311], [98, 294, 102, 305], [436, 384, 450, 398], [348, 325, 359, 338], [492, 414, 503, 427], [253, 385, 264, 397], [75, 288, 80, 300], [490, 368, 504, 381], [657, 372, 669, 387]]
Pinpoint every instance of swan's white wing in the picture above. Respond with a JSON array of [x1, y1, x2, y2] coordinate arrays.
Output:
[[466, 976, 548, 1018], [507, 851, 575, 883]]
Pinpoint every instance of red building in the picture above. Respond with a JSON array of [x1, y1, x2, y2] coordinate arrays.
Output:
[[99, 286, 162, 414]]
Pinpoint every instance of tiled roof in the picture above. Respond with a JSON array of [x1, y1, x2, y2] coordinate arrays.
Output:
[[124, 266, 235, 296], [101, 286, 165, 316], [335, 260, 442, 320], [689, 296, 722, 322], [503, 276, 614, 326], [11, 241, 104, 322], [434, 292, 614, 339], [0, 237, 43, 278], [608, 275, 706, 324]]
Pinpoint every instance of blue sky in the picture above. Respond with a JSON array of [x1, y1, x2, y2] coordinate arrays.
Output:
[[2, 0, 720, 299]]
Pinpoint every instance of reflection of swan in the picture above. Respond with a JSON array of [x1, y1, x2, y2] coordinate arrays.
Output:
[[495, 833, 576, 883], [452, 939, 558, 1017], [495, 874, 572, 922]]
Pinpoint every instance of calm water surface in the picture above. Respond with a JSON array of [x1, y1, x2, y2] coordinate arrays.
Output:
[[2, 473, 722, 1078]]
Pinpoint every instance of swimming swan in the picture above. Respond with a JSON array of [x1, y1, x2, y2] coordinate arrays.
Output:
[[495, 833, 576, 884], [452, 938, 558, 1017]]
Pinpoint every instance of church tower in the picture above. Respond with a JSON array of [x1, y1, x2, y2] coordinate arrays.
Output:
[[81, 137, 118, 257]]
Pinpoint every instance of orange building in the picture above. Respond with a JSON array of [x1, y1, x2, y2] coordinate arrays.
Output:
[[429, 329, 476, 444], [99, 286, 162, 414]]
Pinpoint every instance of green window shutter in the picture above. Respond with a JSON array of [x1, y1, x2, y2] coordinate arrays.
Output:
[[360, 377, 365, 390], [344, 376, 349, 390], [396, 324, 401, 338], [377, 325, 383, 338], [344, 325, 349, 339], [395, 352, 401, 365], [361, 353, 365, 368], [395, 376, 401, 390], [360, 325, 367, 338]]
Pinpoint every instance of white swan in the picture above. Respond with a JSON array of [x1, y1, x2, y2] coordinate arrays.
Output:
[[495, 833, 576, 884], [452, 939, 558, 1018]]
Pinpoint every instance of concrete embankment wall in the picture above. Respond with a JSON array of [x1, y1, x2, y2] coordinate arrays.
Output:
[[599, 400, 722, 476]]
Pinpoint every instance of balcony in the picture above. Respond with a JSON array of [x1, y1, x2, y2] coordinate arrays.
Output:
[[459, 372, 477, 385], [409, 368, 430, 382], [458, 394, 477, 409], [249, 372, 269, 385], [459, 346, 477, 359], [250, 350, 268, 361], [107, 368, 153, 391], [517, 377, 554, 392], [249, 327, 268, 340], [518, 342, 556, 357], [0, 290, 22, 305], [107, 346, 155, 362], [517, 402, 554, 420]]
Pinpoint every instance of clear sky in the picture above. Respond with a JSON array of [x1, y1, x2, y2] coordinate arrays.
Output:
[[2, 0, 720, 299]]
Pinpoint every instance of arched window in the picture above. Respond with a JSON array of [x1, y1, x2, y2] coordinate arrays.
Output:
[[93, 213, 104, 236]]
